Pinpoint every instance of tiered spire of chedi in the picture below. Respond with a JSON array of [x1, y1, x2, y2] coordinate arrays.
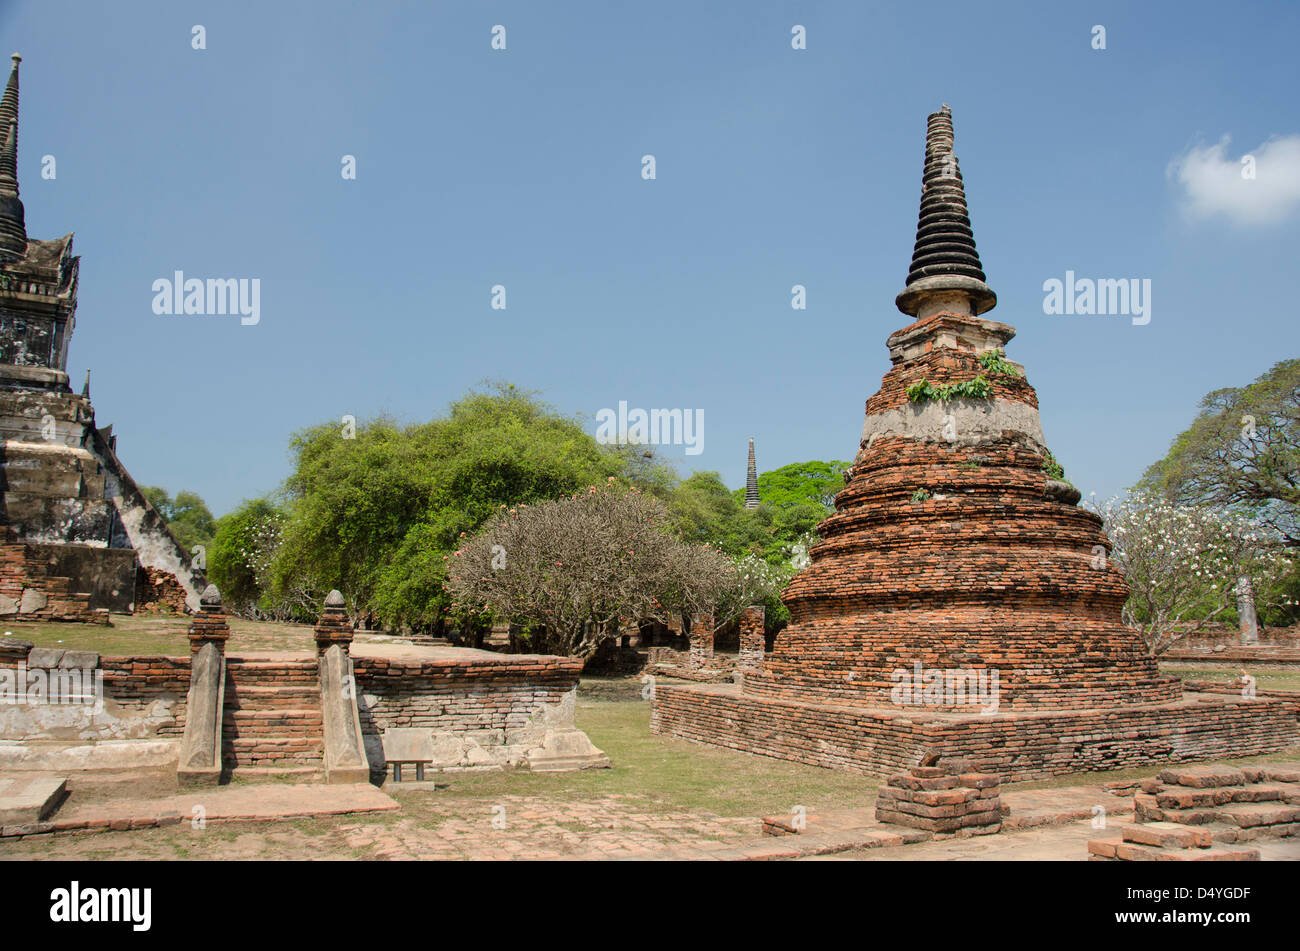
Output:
[[744, 437, 759, 509], [0, 55, 26, 262], [748, 105, 1179, 711], [0, 55, 205, 616]]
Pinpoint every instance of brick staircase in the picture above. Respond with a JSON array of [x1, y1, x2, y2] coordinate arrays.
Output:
[[1088, 762, 1300, 860], [221, 658, 325, 780]]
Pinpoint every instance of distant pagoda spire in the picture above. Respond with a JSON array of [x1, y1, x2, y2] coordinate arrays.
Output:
[[0, 53, 27, 262], [895, 104, 996, 318], [744, 437, 760, 509]]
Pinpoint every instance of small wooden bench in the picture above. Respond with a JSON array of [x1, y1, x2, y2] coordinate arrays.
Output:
[[381, 728, 436, 783]]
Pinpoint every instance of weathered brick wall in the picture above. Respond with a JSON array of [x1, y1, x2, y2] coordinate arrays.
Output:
[[1181, 680, 1300, 722], [651, 684, 1297, 782], [688, 612, 714, 670], [0, 653, 190, 739], [97, 656, 191, 735], [135, 566, 190, 615], [0, 536, 106, 622], [352, 654, 583, 736]]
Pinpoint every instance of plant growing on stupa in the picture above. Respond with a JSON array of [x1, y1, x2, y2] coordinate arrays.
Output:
[[906, 375, 993, 404], [977, 347, 1022, 377], [1092, 492, 1295, 655]]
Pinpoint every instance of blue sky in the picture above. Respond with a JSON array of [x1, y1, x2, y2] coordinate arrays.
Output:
[[3, 0, 1298, 516]]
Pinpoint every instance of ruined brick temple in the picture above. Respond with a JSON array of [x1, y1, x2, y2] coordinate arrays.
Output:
[[651, 106, 1296, 779], [0, 55, 202, 615]]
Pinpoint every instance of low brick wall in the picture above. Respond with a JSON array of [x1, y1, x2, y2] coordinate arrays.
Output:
[[352, 653, 583, 735], [0, 652, 190, 741], [1181, 680, 1300, 722], [650, 683, 1298, 782], [1163, 646, 1300, 666], [98, 656, 191, 735]]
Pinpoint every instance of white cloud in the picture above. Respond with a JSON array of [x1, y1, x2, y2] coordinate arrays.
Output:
[[1167, 134, 1300, 226]]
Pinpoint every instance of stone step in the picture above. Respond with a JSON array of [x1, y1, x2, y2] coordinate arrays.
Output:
[[223, 736, 323, 753], [1207, 820, 1300, 844], [220, 766, 326, 781], [223, 709, 323, 733], [1120, 822, 1213, 850], [0, 775, 67, 825], [224, 685, 319, 708], [1088, 837, 1259, 861], [1217, 803, 1300, 829]]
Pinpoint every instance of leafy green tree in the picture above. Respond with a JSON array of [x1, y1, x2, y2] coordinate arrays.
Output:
[[272, 384, 623, 632], [208, 497, 290, 616], [139, 486, 216, 554], [670, 472, 767, 557], [1138, 359, 1300, 546], [735, 459, 849, 511]]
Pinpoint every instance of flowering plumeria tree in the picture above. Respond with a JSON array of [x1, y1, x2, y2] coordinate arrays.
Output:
[[445, 481, 734, 658], [714, 553, 796, 627], [1092, 491, 1295, 655]]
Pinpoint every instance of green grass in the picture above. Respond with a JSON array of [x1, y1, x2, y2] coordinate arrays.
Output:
[[3, 614, 343, 655], [386, 694, 882, 818]]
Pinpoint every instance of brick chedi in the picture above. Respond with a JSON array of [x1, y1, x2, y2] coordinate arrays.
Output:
[[747, 107, 1179, 712], [650, 106, 1296, 779]]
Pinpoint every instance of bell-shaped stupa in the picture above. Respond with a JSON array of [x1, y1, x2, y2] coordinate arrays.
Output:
[[651, 106, 1294, 779], [745, 105, 1180, 712]]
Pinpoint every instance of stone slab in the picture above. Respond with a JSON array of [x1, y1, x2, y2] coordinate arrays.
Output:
[[1157, 765, 1246, 788], [0, 774, 67, 824], [17, 782, 399, 838], [381, 728, 436, 763]]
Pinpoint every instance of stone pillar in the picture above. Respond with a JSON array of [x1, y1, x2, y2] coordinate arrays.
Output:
[[314, 589, 353, 654], [313, 588, 370, 783], [689, 612, 715, 670], [1236, 575, 1259, 646], [484, 622, 511, 649], [179, 584, 228, 786], [187, 583, 230, 653], [738, 605, 766, 673]]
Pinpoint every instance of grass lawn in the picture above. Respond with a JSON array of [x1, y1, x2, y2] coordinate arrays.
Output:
[[5, 614, 323, 655]]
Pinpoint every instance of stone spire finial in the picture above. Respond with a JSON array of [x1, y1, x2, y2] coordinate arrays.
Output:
[[81, 369, 91, 399], [0, 53, 26, 262], [189, 583, 230, 653], [895, 105, 996, 318], [315, 588, 353, 653], [744, 437, 760, 509]]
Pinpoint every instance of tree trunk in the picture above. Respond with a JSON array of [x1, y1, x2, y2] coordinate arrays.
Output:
[[1236, 575, 1259, 646]]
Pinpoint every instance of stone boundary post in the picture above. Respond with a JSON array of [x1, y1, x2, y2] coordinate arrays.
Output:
[[178, 583, 228, 786], [314, 589, 353, 654], [314, 589, 370, 783], [187, 583, 230, 654]]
